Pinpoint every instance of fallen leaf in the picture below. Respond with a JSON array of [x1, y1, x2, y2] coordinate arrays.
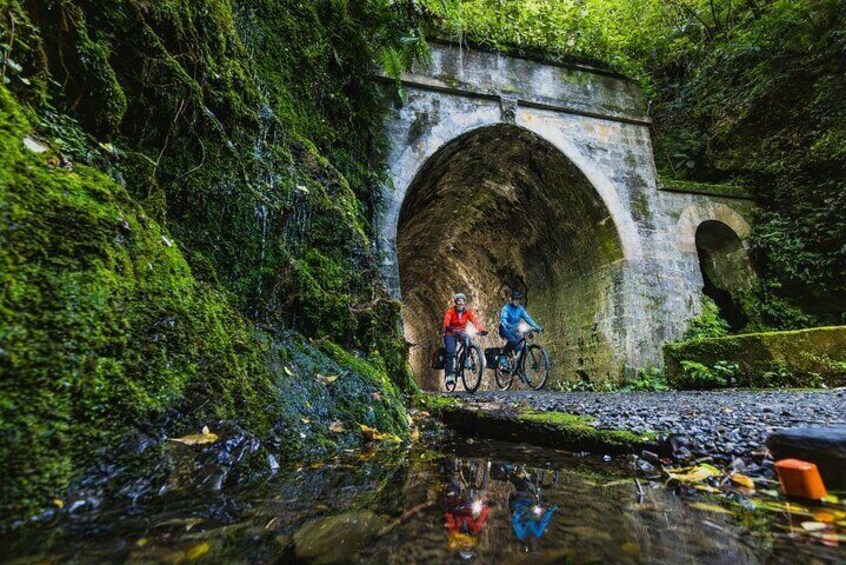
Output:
[[170, 427, 218, 446], [690, 502, 733, 514], [183, 542, 210, 561], [329, 421, 345, 433], [295, 184, 310, 193], [300, 418, 311, 424], [812, 510, 837, 523], [136, 538, 148, 547], [666, 464, 721, 484], [23, 135, 48, 154], [730, 473, 755, 490], [359, 423, 401, 443], [161, 235, 174, 248], [800, 521, 828, 532], [316, 373, 339, 384], [52, 498, 64, 508], [823, 494, 840, 504], [410, 427, 420, 441], [283, 366, 294, 376]]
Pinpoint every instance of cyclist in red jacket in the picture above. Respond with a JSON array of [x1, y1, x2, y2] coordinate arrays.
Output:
[[442, 293, 486, 388]]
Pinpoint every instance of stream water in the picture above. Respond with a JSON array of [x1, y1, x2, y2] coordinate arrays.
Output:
[[2, 438, 843, 564]]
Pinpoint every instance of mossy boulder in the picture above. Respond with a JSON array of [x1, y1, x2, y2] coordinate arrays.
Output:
[[0, 87, 409, 519], [664, 326, 846, 389]]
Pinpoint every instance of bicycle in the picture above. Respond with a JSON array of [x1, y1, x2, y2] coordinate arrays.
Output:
[[494, 325, 550, 391], [444, 328, 486, 393]]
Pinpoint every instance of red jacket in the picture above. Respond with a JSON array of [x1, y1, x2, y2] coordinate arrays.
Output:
[[443, 307, 485, 334], [444, 505, 491, 535]]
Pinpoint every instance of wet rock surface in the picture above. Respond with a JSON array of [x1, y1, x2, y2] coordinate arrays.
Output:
[[768, 426, 846, 487], [454, 389, 846, 476]]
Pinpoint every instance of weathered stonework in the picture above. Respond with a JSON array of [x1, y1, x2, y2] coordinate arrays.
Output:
[[376, 42, 756, 390]]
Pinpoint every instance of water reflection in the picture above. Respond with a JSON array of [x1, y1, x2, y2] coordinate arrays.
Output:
[[2, 439, 843, 564]]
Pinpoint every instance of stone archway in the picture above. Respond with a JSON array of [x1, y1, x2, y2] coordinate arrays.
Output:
[[395, 124, 628, 390], [695, 220, 755, 331]]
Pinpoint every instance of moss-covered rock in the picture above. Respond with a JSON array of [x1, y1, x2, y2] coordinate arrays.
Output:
[[0, 86, 410, 519], [423, 396, 660, 455], [664, 326, 846, 389]]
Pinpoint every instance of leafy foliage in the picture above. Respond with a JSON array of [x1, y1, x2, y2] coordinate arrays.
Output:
[[683, 296, 731, 341], [622, 367, 670, 392]]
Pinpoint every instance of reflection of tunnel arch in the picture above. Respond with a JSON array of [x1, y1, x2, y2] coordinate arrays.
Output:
[[397, 124, 627, 390], [695, 220, 754, 331]]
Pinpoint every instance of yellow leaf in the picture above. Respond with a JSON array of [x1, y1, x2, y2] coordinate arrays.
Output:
[[359, 424, 401, 443], [666, 464, 720, 484], [316, 374, 339, 384], [823, 494, 840, 504], [329, 421, 345, 433], [170, 428, 218, 446], [183, 542, 210, 561], [410, 427, 420, 441], [301, 418, 311, 424], [136, 538, 148, 547], [52, 498, 64, 508], [800, 521, 827, 532], [689, 502, 733, 514], [730, 473, 755, 490], [283, 366, 294, 376]]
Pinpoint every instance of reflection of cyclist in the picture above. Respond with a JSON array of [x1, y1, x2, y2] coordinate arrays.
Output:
[[442, 458, 492, 560], [442, 293, 486, 388], [499, 290, 542, 363], [497, 464, 558, 551]]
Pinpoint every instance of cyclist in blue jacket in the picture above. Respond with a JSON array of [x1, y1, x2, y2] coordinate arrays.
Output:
[[499, 290, 542, 362]]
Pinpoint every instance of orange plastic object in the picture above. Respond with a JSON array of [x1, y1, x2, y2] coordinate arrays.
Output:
[[774, 459, 827, 500]]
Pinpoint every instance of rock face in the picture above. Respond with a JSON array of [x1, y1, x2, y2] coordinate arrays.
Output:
[[293, 511, 384, 563], [767, 426, 846, 488]]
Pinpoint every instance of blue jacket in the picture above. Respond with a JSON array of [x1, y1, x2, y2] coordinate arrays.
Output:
[[499, 303, 540, 333]]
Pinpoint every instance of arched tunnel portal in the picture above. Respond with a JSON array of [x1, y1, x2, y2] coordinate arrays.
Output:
[[397, 125, 626, 390]]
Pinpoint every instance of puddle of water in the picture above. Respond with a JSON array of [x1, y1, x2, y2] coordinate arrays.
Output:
[[2, 439, 843, 564]]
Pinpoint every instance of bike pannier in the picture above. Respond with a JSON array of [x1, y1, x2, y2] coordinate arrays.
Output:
[[484, 347, 502, 368], [431, 347, 447, 370]]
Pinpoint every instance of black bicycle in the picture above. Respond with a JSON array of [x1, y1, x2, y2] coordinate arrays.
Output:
[[494, 328, 550, 390], [444, 330, 486, 393]]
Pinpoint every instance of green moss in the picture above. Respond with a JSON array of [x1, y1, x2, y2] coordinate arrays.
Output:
[[517, 409, 652, 447], [664, 326, 846, 389], [0, 85, 277, 515], [413, 393, 463, 412]]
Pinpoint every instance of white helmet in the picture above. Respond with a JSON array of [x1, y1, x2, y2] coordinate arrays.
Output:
[[453, 293, 467, 301]]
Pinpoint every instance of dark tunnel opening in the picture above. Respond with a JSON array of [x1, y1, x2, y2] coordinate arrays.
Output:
[[695, 220, 753, 332], [397, 125, 625, 390]]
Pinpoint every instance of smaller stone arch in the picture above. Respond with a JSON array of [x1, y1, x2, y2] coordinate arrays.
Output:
[[676, 202, 752, 254], [677, 204, 756, 331]]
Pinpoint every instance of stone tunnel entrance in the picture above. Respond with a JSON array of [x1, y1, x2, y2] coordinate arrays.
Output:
[[695, 220, 754, 332], [397, 125, 625, 390]]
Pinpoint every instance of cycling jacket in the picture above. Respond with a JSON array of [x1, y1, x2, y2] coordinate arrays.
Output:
[[443, 307, 485, 334], [499, 303, 540, 333]]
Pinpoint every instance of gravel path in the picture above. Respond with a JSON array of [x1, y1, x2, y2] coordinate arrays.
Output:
[[453, 389, 846, 475]]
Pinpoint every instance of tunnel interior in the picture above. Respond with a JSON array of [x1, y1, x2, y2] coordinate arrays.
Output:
[[695, 220, 753, 331], [397, 125, 625, 390]]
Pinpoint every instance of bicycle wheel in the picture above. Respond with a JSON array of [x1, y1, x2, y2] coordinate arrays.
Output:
[[521, 344, 550, 390], [495, 352, 514, 391], [461, 344, 485, 393]]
